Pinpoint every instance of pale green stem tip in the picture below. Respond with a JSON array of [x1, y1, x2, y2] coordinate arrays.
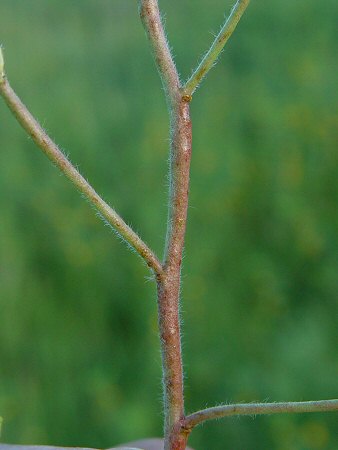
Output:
[[0, 46, 4, 80]]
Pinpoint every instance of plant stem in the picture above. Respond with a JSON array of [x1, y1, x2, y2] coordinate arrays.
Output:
[[157, 97, 192, 450], [139, 2, 192, 449], [183, 399, 338, 430], [184, 0, 250, 96], [139, 0, 180, 102], [0, 75, 162, 275]]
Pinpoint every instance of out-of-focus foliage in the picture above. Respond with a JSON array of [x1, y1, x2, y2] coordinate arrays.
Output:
[[0, 1, 337, 449]]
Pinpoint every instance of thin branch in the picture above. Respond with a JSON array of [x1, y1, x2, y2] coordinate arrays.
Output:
[[183, 399, 338, 430], [139, 0, 181, 102], [0, 54, 162, 275], [184, 0, 250, 97]]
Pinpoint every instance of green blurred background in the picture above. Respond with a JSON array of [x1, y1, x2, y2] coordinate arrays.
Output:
[[0, 1, 337, 449]]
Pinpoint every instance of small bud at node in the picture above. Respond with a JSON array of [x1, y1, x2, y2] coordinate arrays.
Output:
[[182, 94, 192, 103]]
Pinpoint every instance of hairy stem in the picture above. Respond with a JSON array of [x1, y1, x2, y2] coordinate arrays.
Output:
[[183, 399, 338, 430], [164, 100, 192, 268], [0, 74, 162, 275], [157, 98, 192, 450], [156, 276, 188, 450], [139, 2, 192, 449], [139, 0, 180, 102], [184, 0, 250, 96]]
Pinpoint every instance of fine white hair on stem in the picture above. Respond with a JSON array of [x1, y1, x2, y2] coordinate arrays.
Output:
[[183, 399, 338, 430], [0, 76, 163, 276], [184, 0, 250, 96]]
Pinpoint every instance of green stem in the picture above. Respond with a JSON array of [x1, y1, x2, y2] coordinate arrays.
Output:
[[183, 399, 338, 430], [184, 0, 250, 96], [0, 73, 162, 275]]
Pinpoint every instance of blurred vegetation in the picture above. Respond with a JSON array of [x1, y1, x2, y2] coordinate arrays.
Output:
[[0, 1, 337, 449]]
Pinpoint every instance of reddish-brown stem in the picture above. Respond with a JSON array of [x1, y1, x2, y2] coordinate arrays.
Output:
[[164, 101, 192, 268], [157, 98, 192, 450], [139, 2, 192, 448], [156, 279, 189, 450]]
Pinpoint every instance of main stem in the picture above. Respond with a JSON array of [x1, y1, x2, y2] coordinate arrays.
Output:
[[138, 2, 192, 446], [157, 96, 192, 450]]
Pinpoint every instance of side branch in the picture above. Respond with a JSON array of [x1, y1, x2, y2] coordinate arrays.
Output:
[[184, 0, 250, 96], [0, 70, 162, 275], [184, 399, 338, 430], [139, 0, 180, 102]]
